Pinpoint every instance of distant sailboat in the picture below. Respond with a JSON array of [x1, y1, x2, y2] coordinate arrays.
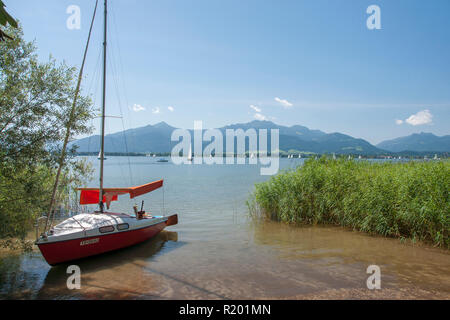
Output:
[[98, 151, 107, 160], [187, 143, 193, 162], [332, 153, 336, 160]]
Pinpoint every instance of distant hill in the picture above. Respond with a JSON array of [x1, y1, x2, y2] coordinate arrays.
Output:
[[70, 122, 178, 154], [69, 120, 392, 155], [377, 133, 450, 152]]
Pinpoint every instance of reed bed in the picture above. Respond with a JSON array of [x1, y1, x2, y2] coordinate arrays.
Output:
[[249, 158, 449, 248]]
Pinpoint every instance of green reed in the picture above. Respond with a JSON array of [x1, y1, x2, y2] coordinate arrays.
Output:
[[249, 158, 449, 248]]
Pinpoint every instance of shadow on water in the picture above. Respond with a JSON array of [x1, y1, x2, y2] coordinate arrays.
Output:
[[35, 231, 181, 299]]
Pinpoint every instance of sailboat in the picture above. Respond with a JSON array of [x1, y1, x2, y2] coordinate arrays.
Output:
[[36, 0, 178, 266], [187, 143, 193, 162], [97, 151, 107, 160]]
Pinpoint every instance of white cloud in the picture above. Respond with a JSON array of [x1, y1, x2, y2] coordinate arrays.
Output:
[[250, 105, 262, 113], [254, 113, 267, 121], [132, 104, 145, 112], [168, 106, 174, 112], [152, 107, 161, 114], [274, 97, 293, 108], [395, 119, 404, 125], [405, 109, 433, 126]]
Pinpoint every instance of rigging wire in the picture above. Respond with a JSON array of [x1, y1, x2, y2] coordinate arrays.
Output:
[[107, 41, 131, 185], [86, 48, 103, 156], [109, 3, 166, 215], [107, 2, 133, 186], [45, 0, 99, 232], [110, 2, 135, 184]]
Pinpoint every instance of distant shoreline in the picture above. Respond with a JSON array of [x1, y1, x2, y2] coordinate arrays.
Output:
[[74, 152, 449, 159]]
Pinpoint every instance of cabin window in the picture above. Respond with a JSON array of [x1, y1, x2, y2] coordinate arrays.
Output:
[[99, 225, 115, 233], [117, 223, 129, 231]]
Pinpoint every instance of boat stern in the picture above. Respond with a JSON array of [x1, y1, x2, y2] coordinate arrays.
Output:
[[165, 214, 178, 227]]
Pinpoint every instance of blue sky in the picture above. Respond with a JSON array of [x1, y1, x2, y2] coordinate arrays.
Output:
[[7, 0, 450, 144]]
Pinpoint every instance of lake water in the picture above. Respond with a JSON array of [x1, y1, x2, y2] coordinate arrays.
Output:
[[0, 157, 449, 299]]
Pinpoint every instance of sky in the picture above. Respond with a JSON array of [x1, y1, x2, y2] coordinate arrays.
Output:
[[6, 0, 450, 144]]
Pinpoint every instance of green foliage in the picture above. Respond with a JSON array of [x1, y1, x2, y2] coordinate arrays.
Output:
[[0, 1, 17, 41], [0, 1, 17, 28], [250, 158, 450, 248], [0, 25, 93, 168], [0, 155, 93, 239], [0, 25, 95, 238]]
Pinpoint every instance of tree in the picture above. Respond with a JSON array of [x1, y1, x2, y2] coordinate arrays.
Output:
[[0, 25, 95, 238], [0, 0, 17, 41]]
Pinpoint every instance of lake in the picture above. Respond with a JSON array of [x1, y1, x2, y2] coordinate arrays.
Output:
[[0, 157, 449, 299]]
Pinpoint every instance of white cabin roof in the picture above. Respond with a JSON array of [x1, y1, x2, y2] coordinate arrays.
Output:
[[52, 213, 132, 236]]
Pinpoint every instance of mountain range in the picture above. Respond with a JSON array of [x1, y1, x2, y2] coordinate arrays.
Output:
[[376, 132, 450, 153], [70, 121, 449, 155]]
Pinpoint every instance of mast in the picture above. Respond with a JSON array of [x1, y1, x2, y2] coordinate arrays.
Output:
[[99, 0, 108, 212]]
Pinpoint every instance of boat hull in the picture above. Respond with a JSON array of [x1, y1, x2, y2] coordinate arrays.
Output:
[[37, 221, 166, 266]]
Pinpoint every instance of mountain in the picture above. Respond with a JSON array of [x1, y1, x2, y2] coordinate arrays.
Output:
[[377, 132, 450, 152], [222, 120, 327, 140], [70, 120, 386, 155], [219, 121, 381, 154], [70, 122, 178, 154]]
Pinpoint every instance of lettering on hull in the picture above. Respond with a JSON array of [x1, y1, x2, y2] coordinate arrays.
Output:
[[80, 238, 100, 246]]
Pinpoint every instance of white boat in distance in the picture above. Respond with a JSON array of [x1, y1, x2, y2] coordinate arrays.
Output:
[[98, 151, 107, 160], [187, 143, 193, 161]]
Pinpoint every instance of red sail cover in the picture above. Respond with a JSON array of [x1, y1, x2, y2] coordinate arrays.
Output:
[[79, 180, 163, 208]]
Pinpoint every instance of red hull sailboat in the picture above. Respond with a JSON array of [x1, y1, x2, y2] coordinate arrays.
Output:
[[36, 0, 178, 266], [37, 181, 178, 266]]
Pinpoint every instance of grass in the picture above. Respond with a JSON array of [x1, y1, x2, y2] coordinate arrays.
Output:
[[249, 158, 449, 248]]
